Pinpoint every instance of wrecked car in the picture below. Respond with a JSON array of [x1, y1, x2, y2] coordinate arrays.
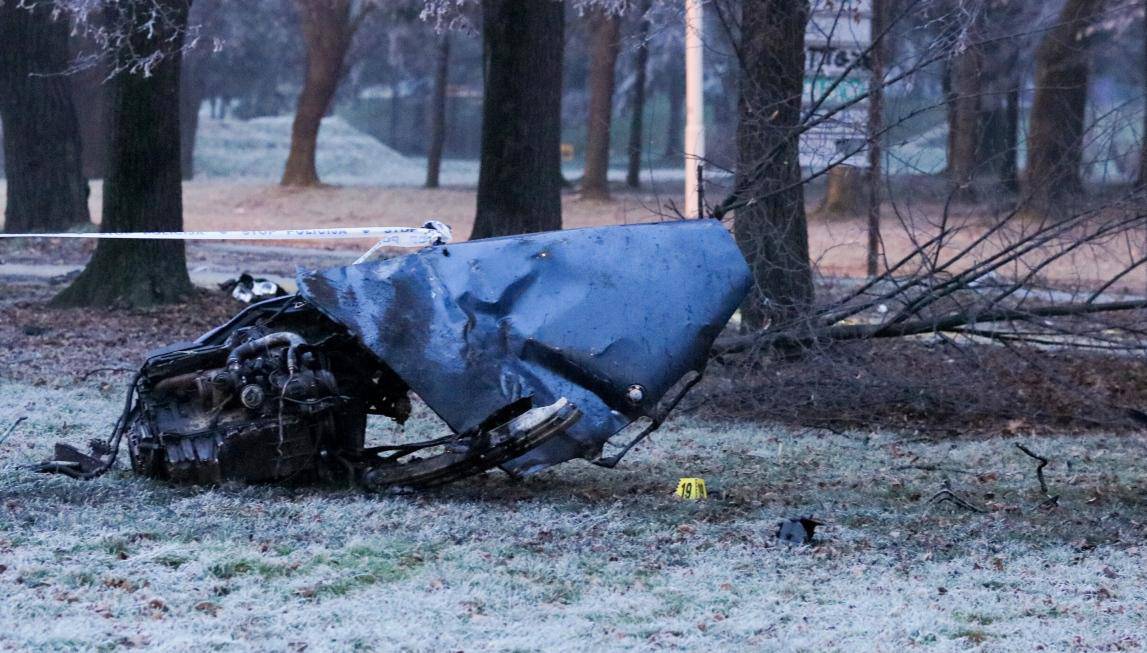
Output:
[[40, 220, 750, 489]]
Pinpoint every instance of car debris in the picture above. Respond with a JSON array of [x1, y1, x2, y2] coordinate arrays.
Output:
[[218, 272, 288, 304], [776, 516, 822, 545], [36, 220, 750, 489]]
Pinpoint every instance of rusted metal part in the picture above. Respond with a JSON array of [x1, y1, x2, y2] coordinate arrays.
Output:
[[38, 221, 750, 488]]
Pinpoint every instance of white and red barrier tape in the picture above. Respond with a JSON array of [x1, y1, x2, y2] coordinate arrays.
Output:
[[0, 221, 454, 264]]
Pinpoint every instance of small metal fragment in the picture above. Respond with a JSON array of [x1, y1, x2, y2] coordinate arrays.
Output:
[[776, 516, 821, 545]]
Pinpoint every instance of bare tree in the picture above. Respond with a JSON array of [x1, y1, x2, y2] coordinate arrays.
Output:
[[625, 0, 652, 189], [471, 0, 564, 238], [54, 0, 194, 308], [662, 40, 684, 159], [582, 7, 622, 199], [1025, 0, 1105, 216], [281, 0, 374, 187], [946, 12, 982, 199], [728, 0, 814, 329], [0, 1, 90, 233], [425, 33, 450, 188]]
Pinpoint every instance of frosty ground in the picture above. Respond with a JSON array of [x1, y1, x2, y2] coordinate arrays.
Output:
[[2, 114, 1146, 650], [2, 290, 1146, 650]]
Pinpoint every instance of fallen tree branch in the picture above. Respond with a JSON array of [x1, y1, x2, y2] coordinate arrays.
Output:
[[927, 489, 988, 513], [713, 299, 1147, 356], [894, 463, 979, 476], [0, 416, 27, 447], [1015, 442, 1058, 507]]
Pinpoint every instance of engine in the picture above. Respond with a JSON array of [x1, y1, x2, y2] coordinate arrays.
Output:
[[125, 298, 409, 485]]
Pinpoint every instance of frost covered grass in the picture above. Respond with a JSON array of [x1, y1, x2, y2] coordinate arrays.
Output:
[[2, 379, 1146, 651]]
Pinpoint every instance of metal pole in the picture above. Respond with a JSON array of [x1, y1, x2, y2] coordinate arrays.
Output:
[[866, 0, 884, 278], [684, 0, 705, 217]]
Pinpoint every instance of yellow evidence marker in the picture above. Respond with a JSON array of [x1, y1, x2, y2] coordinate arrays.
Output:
[[675, 477, 707, 500]]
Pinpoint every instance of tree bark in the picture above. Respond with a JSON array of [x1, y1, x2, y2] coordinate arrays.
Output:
[[626, 0, 652, 189], [733, 0, 813, 329], [1025, 0, 1103, 215], [946, 35, 982, 200], [281, 0, 355, 187], [426, 34, 450, 189], [471, 0, 564, 239], [180, 55, 206, 181], [0, 2, 90, 233], [53, 0, 194, 308], [663, 44, 684, 159], [70, 38, 111, 180], [581, 9, 621, 199]]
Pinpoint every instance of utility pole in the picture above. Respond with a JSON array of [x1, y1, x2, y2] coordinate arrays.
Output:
[[684, 0, 705, 217]]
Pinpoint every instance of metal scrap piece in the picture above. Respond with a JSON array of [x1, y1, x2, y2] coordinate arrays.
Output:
[[298, 220, 751, 475], [777, 516, 822, 545]]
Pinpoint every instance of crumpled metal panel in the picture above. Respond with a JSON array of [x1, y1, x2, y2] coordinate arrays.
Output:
[[297, 220, 751, 475]]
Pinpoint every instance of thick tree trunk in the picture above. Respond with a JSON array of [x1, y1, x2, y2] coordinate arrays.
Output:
[[0, 3, 90, 233], [471, 0, 564, 239], [663, 46, 684, 159], [581, 9, 621, 199], [53, 0, 194, 308], [626, 0, 652, 189], [1025, 0, 1103, 215], [180, 56, 205, 181], [71, 43, 111, 180], [426, 34, 450, 189], [947, 37, 982, 199], [733, 0, 813, 329], [281, 0, 353, 187]]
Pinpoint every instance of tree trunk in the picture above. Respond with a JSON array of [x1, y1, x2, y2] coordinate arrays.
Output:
[[1025, 0, 1103, 215], [389, 80, 401, 148], [180, 56, 206, 181], [1139, 0, 1146, 189], [1002, 84, 1020, 192], [818, 165, 866, 215], [281, 0, 354, 187], [581, 9, 621, 199], [471, 0, 564, 239], [426, 34, 450, 189], [71, 44, 111, 180], [626, 0, 652, 189], [663, 45, 684, 159], [947, 35, 982, 200], [733, 0, 813, 329], [0, 2, 90, 233], [53, 0, 193, 308]]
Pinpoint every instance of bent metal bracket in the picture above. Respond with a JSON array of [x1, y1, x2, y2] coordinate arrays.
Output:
[[37, 220, 751, 489]]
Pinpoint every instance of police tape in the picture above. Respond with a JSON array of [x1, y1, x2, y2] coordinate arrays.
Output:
[[0, 223, 453, 248]]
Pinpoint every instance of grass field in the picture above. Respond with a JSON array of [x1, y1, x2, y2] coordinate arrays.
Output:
[[2, 378, 1146, 651]]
